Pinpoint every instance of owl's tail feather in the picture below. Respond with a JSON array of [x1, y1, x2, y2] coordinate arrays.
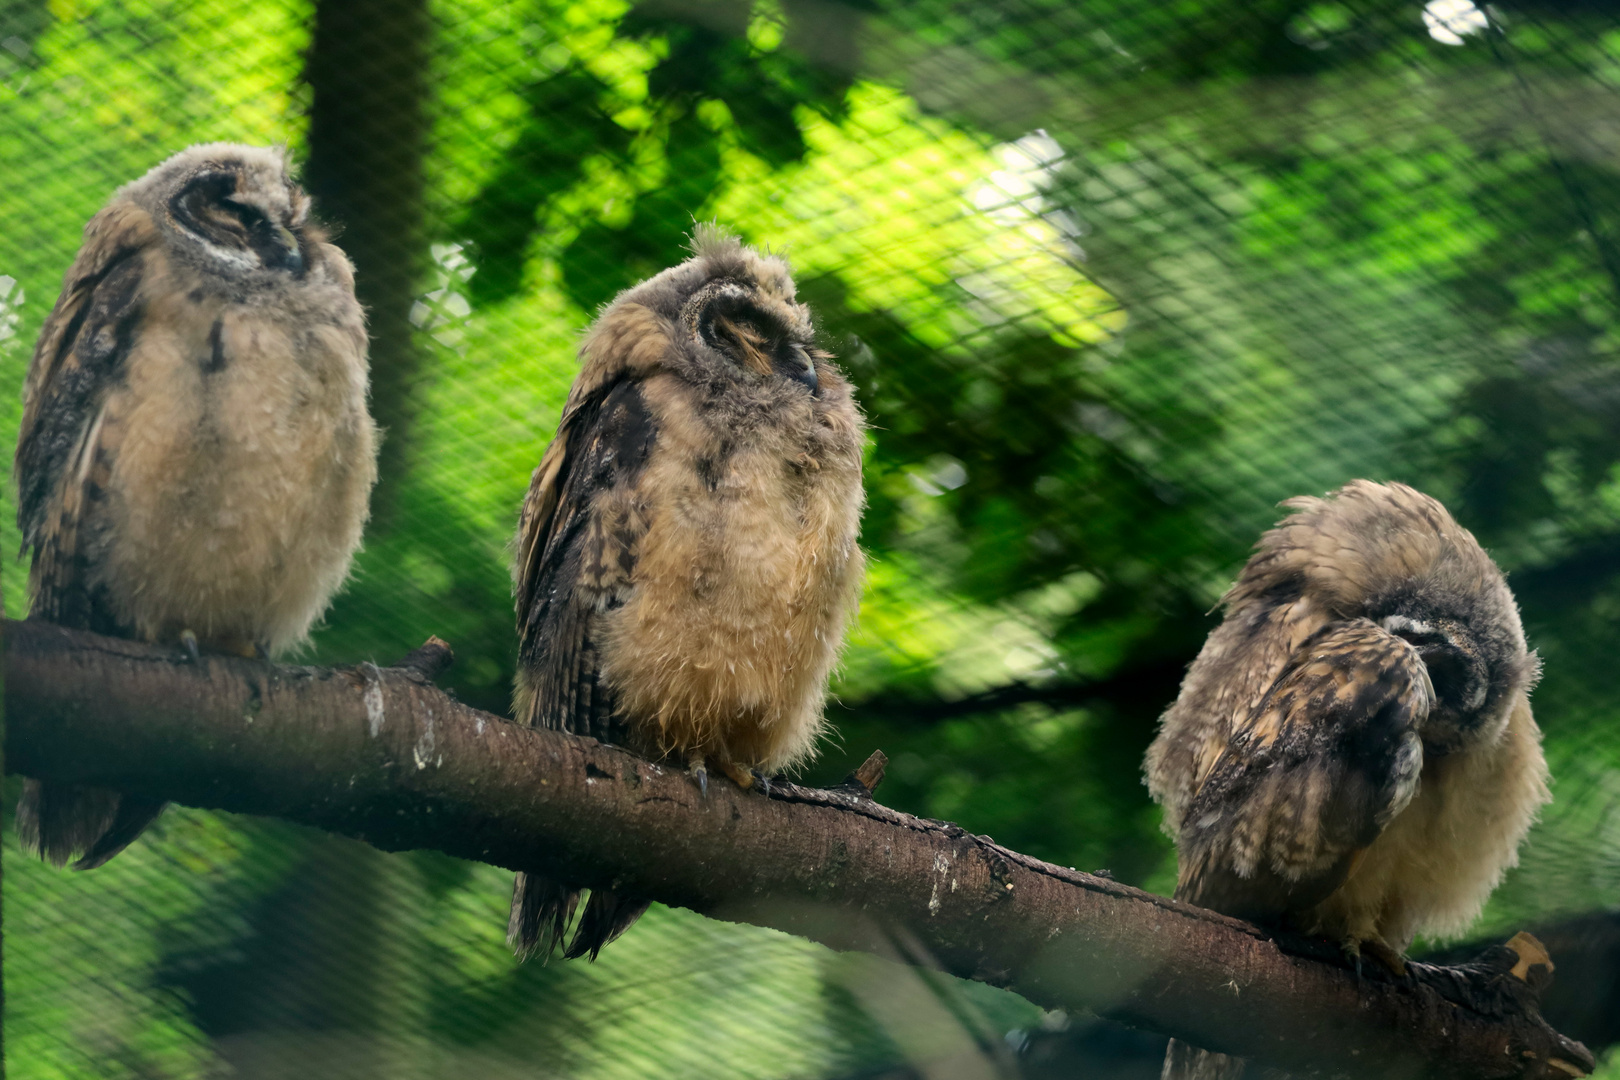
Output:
[[1162, 1039, 1246, 1080], [509, 871, 580, 961], [74, 796, 168, 870], [16, 779, 165, 869], [564, 889, 651, 961]]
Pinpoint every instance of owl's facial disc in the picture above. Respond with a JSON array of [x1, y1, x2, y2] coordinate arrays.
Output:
[[688, 282, 819, 395], [1382, 614, 1490, 753], [169, 168, 305, 276]]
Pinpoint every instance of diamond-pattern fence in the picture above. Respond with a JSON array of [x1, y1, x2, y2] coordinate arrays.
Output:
[[1, 1, 1618, 1077]]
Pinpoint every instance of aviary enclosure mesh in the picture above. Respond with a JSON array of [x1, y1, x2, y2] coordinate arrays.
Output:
[[1, 1, 1617, 1076]]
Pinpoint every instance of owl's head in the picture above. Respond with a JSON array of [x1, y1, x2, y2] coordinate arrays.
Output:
[[611, 225, 823, 397], [120, 143, 314, 281], [1235, 480, 1538, 756]]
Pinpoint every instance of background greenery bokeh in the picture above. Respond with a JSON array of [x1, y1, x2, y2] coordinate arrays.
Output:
[[2, 0, 1618, 1076]]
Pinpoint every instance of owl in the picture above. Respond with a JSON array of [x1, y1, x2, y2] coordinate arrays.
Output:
[[509, 228, 865, 960], [1145, 480, 1549, 1077], [13, 143, 377, 869]]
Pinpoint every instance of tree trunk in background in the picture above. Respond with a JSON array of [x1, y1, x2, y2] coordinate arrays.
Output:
[[202, 838, 432, 1080], [259, 9, 432, 1071], [303, 0, 432, 521]]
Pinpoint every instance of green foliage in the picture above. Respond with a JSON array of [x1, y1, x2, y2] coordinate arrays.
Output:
[[4, 0, 1620, 1074]]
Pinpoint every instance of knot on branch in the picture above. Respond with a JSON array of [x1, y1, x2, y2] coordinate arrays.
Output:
[[392, 636, 455, 684], [1407, 933, 1592, 1078], [834, 749, 888, 799]]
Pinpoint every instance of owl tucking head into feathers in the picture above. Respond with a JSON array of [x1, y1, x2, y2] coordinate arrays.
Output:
[[1147, 480, 1547, 952], [1225, 478, 1541, 759], [1146, 480, 1550, 1078]]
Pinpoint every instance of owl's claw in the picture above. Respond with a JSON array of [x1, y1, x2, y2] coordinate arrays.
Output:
[[717, 760, 756, 791], [688, 761, 709, 799], [1343, 936, 1406, 980], [1363, 937, 1408, 978], [180, 629, 200, 663], [754, 771, 773, 797]]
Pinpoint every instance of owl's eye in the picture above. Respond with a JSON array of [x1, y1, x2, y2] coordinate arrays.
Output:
[[170, 170, 241, 238], [168, 171, 304, 275], [697, 289, 784, 374], [688, 283, 816, 394], [227, 200, 268, 230], [703, 312, 772, 375]]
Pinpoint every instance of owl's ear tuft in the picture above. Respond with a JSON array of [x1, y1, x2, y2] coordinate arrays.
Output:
[[688, 223, 744, 262]]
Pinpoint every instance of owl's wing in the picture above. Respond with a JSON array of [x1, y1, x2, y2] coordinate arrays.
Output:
[[1175, 619, 1431, 923], [513, 374, 657, 739], [13, 202, 157, 629]]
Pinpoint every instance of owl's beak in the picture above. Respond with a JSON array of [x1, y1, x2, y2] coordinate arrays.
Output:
[[272, 225, 304, 273], [791, 357, 819, 395]]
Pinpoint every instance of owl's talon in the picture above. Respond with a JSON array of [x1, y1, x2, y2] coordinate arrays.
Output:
[[1342, 938, 1364, 982], [1343, 936, 1406, 980], [1362, 937, 1407, 978], [717, 760, 756, 791], [689, 762, 709, 799], [754, 771, 773, 797], [180, 630, 200, 663]]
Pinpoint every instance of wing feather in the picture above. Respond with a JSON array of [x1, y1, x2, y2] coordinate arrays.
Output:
[[513, 376, 657, 740], [1176, 619, 1431, 922], [14, 202, 157, 629]]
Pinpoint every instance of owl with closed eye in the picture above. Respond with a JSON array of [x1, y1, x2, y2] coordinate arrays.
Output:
[[1145, 480, 1549, 1078], [508, 227, 866, 960], [13, 143, 377, 869]]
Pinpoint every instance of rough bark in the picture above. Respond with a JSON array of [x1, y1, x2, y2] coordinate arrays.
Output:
[[1425, 911, 1620, 1057], [1020, 914, 1620, 1080], [2, 619, 1594, 1080]]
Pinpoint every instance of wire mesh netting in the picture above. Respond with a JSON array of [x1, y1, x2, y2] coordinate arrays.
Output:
[[1, 0, 1618, 1076]]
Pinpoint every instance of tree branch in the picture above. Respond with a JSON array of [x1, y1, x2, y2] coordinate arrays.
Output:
[[1, 619, 1593, 1080]]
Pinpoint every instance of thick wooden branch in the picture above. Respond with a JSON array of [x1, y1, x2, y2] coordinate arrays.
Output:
[[2, 619, 1593, 1080]]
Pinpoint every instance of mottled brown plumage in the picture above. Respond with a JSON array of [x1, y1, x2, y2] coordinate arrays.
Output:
[[14, 143, 377, 869], [509, 228, 865, 960], [1146, 480, 1548, 1079]]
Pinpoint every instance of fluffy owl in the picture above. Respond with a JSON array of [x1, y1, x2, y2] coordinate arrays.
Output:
[[13, 143, 377, 869], [509, 228, 865, 960], [1145, 480, 1549, 1077]]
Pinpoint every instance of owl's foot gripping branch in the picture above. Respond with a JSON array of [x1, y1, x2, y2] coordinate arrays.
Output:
[[2, 618, 1595, 1080]]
